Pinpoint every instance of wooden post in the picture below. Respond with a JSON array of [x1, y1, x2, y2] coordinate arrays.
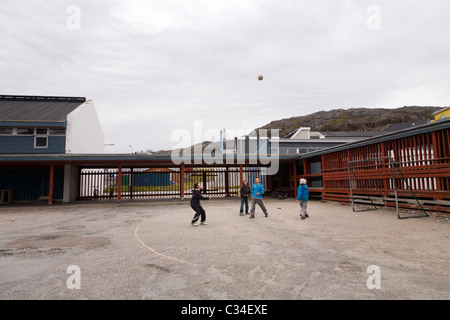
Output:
[[303, 159, 308, 181], [117, 164, 122, 203], [225, 166, 230, 197], [48, 164, 54, 205], [431, 131, 441, 191], [203, 170, 207, 194], [267, 171, 273, 191], [293, 160, 297, 199], [130, 168, 133, 200], [180, 163, 185, 200], [321, 155, 325, 191], [239, 164, 244, 186], [77, 167, 82, 201]]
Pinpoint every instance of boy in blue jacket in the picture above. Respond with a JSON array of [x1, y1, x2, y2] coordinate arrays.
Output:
[[249, 177, 268, 219], [296, 178, 309, 220]]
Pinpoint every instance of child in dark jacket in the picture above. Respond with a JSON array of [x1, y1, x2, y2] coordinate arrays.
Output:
[[191, 183, 211, 226], [239, 180, 251, 215], [296, 178, 309, 220]]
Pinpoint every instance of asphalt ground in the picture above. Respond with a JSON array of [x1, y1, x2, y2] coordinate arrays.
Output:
[[0, 198, 449, 300]]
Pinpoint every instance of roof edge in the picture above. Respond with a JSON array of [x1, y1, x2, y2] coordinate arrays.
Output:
[[0, 95, 86, 103], [432, 106, 450, 115], [299, 118, 450, 160]]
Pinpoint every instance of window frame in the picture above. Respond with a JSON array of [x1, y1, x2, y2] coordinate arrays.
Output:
[[49, 129, 66, 136], [0, 128, 13, 135], [34, 135, 48, 149], [17, 128, 35, 135], [33, 128, 50, 149]]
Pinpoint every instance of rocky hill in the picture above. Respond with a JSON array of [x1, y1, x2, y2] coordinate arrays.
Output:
[[258, 106, 441, 137]]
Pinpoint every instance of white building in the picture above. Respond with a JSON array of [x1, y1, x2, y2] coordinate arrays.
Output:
[[0, 95, 104, 154]]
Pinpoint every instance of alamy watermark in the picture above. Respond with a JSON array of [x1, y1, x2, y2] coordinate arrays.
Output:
[[367, 5, 381, 30], [366, 265, 381, 289], [66, 265, 81, 289], [66, 5, 81, 30], [170, 122, 279, 175]]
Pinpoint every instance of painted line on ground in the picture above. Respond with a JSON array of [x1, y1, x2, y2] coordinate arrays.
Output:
[[134, 224, 197, 267]]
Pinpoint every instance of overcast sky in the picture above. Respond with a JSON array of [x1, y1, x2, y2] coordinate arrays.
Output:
[[1, 0, 449, 153]]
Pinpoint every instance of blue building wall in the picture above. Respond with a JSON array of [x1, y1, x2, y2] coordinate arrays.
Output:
[[0, 136, 66, 154], [0, 167, 64, 201], [133, 172, 172, 186]]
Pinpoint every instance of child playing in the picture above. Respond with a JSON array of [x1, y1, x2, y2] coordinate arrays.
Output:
[[296, 178, 309, 220], [249, 177, 268, 219], [191, 183, 211, 226], [239, 180, 251, 215]]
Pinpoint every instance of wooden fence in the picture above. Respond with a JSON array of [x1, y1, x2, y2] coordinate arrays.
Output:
[[301, 126, 450, 214]]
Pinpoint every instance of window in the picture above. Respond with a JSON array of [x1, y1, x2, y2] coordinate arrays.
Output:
[[36, 128, 48, 135], [270, 147, 279, 154], [310, 161, 322, 174], [34, 136, 48, 148], [49, 129, 66, 135], [0, 128, 12, 135], [10, 127, 59, 149], [17, 128, 34, 135], [34, 128, 50, 149]]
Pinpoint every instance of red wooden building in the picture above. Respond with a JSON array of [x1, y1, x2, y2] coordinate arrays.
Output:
[[295, 119, 450, 214]]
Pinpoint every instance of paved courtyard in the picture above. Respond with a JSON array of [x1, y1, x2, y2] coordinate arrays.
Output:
[[0, 198, 449, 300]]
